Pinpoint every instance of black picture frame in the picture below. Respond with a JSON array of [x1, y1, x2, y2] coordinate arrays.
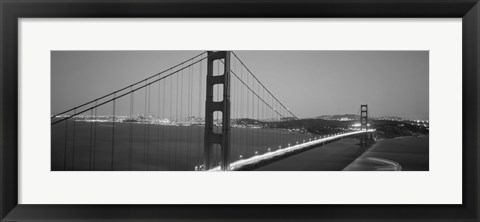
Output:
[[1, 0, 479, 221]]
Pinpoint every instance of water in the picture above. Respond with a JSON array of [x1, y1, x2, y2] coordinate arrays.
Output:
[[51, 120, 316, 171], [344, 136, 429, 171]]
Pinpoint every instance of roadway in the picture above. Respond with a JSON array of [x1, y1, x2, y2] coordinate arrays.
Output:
[[255, 138, 368, 171], [209, 130, 374, 171]]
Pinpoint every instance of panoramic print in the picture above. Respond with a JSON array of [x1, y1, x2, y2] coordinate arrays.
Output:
[[51, 51, 429, 171]]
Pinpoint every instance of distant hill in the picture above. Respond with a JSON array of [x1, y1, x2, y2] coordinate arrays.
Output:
[[376, 116, 404, 121], [272, 118, 429, 139], [232, 116, 428, 139], [314, 114, 358, 121], [372, 120, 429, 138]]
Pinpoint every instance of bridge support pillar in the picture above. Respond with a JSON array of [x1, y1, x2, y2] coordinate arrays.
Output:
[[360, 104, 369, 146], [204, 51, 231, 171]]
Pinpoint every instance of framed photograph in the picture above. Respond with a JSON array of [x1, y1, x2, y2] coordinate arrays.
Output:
[[1, 0, 479, 221]]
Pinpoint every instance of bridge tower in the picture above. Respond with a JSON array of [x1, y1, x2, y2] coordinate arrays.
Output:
[[204, 51, 231, 171], [360, 104, 369, 146]]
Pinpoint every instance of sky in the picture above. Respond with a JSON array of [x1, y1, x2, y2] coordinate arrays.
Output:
[[51, 51, 428, 120]]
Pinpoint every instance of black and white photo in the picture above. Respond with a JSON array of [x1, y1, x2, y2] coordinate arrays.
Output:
[[51, 50, 429, 171]]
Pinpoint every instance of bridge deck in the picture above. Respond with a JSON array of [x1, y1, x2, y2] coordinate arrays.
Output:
[[209, 129, 375, 171]]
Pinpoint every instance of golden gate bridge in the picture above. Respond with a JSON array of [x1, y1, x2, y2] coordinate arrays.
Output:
[[51, 51, 375, 171]]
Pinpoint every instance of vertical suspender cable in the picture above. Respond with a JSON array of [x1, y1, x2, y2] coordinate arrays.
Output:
[[188, 59, 193, 169], [175, 66, 179, 170], [93, 101, 97, 170], [257, 80, 261, 153], [129, 88, 133, 170], [180, 64, 184, 169], [111, 94, 116, 170], [240, 62, 244, 159], [246, 68, 250, 157], [63, 118, 68, 170], [147, 84, 151, 170], [198, 57, 203, 167], [162, 76, 166, 169], [89, 107, 94, 170], [261, 85, 264, 151], [169, 71, 173, 170], [157, 75, 161, 170], [232, 58, 237, 162], [71, 109, 76, 170], [252, 73, 255, 156], [253, 79, 256, 155], [144, 81, 148, 170]]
